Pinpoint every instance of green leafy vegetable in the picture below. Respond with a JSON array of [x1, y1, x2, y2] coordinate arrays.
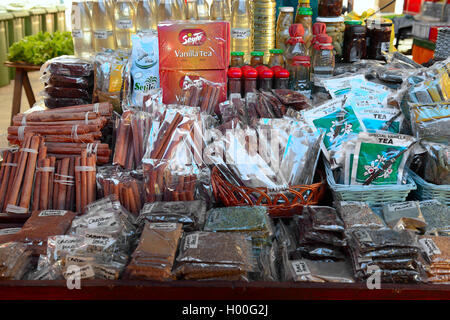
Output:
[[8, 31, 74, 65]]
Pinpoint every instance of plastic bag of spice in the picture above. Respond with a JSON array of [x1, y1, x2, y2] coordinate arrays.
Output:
[[271, 89, 311, 111], [418, 200, 450, 236], [294, 215, 347, 247], [303, 206, 345, 233], [409, 101, 450, 140], [382, 201, 427, 232], [419, 140, 450, 185], [335, 201, 385, 230], [0, 242, 32, 280]]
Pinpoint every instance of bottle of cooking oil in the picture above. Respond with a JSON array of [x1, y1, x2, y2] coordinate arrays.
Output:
[[186, 0, 199, 19], [71, 0, 94, 59], [176, 0, 187, 19], [136, 0, 158, 32], [210, 0, 226, 20], [158, 0, 182, 21], [113, 0, 136, 50], [276, 7, 293, 52], [253, 0, 276, 64], [231, 0, 252, 63], [92, 0, 117, 51], [196, 0, 209, 20], [224, 0, 231, 22]]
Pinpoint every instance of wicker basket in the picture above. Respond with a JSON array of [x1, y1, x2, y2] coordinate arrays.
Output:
[[211, 166, 327, 217], [324, 160, 417, 207], [408, 170, 450, 206]]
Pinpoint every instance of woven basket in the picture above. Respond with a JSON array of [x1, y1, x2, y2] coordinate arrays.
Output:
[[211, 166, 327, 217], [324, 160, 416, 207], [408, 170, 450, 206]]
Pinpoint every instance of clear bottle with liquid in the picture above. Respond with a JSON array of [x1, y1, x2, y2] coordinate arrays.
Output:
[[177, 0, 187, 19], [224, 0, 231, 21], [276, 7, 294, 52], [113, 0, 136, 50], [231, 0, 252, 64], [158, 0, 182, 21], [196, 0, 210, 20], [210, 0, 226, 20], [136, 0, 158, 32], [71, 0, 94, 59], [92, 0, 117, 51], [186, 0, 198, 19]]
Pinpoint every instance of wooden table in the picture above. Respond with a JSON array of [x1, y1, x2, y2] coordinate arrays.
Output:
[[4, 61, 42, 126]]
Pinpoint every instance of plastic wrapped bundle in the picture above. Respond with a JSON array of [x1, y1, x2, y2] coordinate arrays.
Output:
[[335, 201, 386, 230], [0, 242, 32, 280], [137, 200, 207, 232], [419, 236, 450, 283], [174, 232, 254, 280], [381, 201, 427, 232], [419, 200, 450, 236], [409, 101, 450, 140], [125, 222, 183, 281]]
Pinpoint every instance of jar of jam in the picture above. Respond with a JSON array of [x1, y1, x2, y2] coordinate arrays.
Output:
[[227, 67, 242, 97], [366, 18, 392, 60], [257, 66, 274, 91], [274, 68, 290, 89], [230, 51, 245, 67], [268, 49, 286, 68], [243, 67, 258, 95], [295, 7, 313, 51], [250, 51, 265, 67], [343, 20, 366, 63], [318, 0, 342, 17], [316, 16, 345, 61]]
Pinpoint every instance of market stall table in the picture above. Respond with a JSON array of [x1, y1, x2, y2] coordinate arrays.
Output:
[[4, 61, 41, 125]]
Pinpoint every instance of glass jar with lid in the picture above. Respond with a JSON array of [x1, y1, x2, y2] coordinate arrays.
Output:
[[312, 34, 335, 89], [316, 16, 345, 61], [276, 7, 294, 52], [318, 0, 342, 17], [231, 51, 245, 67], [250, 51, 264, 67], [295, 7, 313, 51], [228, 67, 242, 97], [268, 49, 286, 68], [243, 67, 258, 95], [343, 20, 366, 63], [366, 18, 392, 60]]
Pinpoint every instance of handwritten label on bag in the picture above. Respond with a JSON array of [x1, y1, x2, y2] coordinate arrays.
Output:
[[149, 223, 177, 230], [419, 238, 441, 258], [353, 229, 373, 244], [291, 260, 311, 276], [184, 233, 199, 250], [39, 210, 67, 217]]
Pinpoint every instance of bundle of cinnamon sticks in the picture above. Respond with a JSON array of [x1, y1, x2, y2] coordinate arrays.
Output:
[[8, 102, 113, 165], [74, 150, 97, 213], [96, 166, 143, 215], [179, 78, 221, 114]]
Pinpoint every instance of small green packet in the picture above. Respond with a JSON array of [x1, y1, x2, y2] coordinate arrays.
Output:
[[351, 132, 416, 185]]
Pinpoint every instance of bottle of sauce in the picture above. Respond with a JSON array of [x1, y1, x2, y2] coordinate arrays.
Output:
[[343, 20, 366, 63], [284, 24, 310, 92], [274, 68, 290, 89], [231, 51, 245, 67], [243, 67, 258, 95], [228, 67, 243, 97], [250, 51, 264, 67], [366, 18, 392, 60], [268, 49, 286, 68], [312, 34, 334, 91]]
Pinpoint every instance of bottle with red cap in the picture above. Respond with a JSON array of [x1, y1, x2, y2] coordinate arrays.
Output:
[[312, 34, 335, 91], [256, 66, 274, 91], [274, 68, 290, 89], [243, 66, 258, 96], [227, 67, 243, 97], [311, 22, 327, 57], [284, 24, 311, 95]]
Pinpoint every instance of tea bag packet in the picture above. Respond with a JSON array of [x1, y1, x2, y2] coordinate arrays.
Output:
[[0, 242, 32, 280], [350, 132, 416, 185], [382, 201, 427, 232], [335, 201, 385, 230], [137, 200, 207, 232], [419, 200, 450, 236], [321, 74, 367, 98], [303, 97, 366, 166], [353, 107, 404, 134], [129, 32, 160, 106], [174, 232, 254, 280], [409, 101, 450, 139], [126, 222, 183, 281]]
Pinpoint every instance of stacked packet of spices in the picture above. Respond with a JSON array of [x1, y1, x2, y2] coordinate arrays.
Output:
[[346, 228, 424, 283], [419, 236, 450, 284], [0, 242, 32, 280]]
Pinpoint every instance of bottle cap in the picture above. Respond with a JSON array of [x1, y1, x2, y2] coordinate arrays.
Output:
[[270, 49, 283, 54], [289, 24, 305, 37], [271, 65, 283, 73], [297, 7, 313, 15], [231, 51, 245, 56], [251, 51, 264, 56], [275, 69, 290, 79], [279, 6, 294, 12], [227, 67, 243, 78], [313, 22, 327, 35], [317, 34, 333, 44], [261, 68, 274, 79], [243, 67, 258, 79]]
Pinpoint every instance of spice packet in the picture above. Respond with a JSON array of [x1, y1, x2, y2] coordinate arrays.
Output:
[[382, 201, 427, 232], [350, 132, 416, 185], [419, 200, 450, 236], [335, 201, 386, 230], [303, 206, 345, 233], [409, 101, 450, 139], [420, 140, 450, 185]]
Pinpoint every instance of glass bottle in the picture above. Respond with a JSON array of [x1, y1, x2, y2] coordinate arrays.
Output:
[[186, 0, 199, 19], [210, 0, 226, 20], [276, 7, 294, 52], [311, 22, 327, 58], [224, 0, 232, 22], [113, 0, 136, 50], [71, 0, 94, 59], [250, 51, 264, 67], [343, 20, 366, 63], [231, 0, 252, 64], [230, 51, 245, 67], [177, 0, 187, 19], [312, 34, 335, 89], [196, 0, 210, 20], [268, 49, 285, 68], [284, 24, 310, 92], [295, 7, 313, 52], [158, 0, 181, 21], [136, 0, 158, 33], [297, 0, 310, 8], [228, 67, 243, 97], [92, 0, 117, 51]]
